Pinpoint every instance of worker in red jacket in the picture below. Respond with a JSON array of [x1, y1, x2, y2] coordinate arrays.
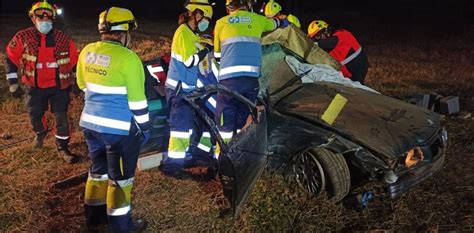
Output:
[[4, 1, 80, 164], [308, 20, 369, 84]]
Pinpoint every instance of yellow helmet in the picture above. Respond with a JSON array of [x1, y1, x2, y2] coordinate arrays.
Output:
[[287, 14, 301, 28], [307, 20, 329, 39], [29, 1, 57, 19], [185, 0, 213, 19], [264, 0, 282, 17], [98, 7, 137, 33]]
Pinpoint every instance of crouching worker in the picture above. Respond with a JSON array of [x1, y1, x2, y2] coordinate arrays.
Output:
[[76, 7, 149, 232]]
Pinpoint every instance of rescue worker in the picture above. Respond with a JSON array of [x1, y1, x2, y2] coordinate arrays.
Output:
[[308, 20, 369, 84], [213, 0, 289, 158], [5, 1, 80, 164], [77, 7, 148, 232], [162, 0, 214, 178], [263, 0, 301, 28]]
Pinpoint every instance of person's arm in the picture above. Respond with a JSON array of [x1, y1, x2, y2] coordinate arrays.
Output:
[[125, 53, 150, 132], [317, 36, 338, 53], [75, 48, 87, 92], [5, 33, 24, 97]]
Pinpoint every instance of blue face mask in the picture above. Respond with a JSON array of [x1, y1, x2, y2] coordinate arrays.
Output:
[[198, 18, 209, 32], [36, 21, 53, 34]]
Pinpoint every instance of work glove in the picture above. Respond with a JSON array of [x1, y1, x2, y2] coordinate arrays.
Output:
[[9, 83, 24, 98], [279, 18, 290, 28], [141, 130, 151, 147], [204, 42, 214, 53]]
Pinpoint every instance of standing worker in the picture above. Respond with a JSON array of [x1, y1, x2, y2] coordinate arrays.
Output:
[[4, 0, 80, 164], [162, 0, 214, 178], [213, 0, 289, 157], [77, 7, 148, 232], [262, 0, 301, 28], [307, 20, 369, 84]]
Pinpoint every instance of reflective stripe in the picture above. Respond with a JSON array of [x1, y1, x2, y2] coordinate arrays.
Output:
[[168, 151, 186, 159], [107, 205, 131, 216], [208, 97, 217, 108], [165, 78, 196, 90], [46, 62, 59, 68], [55, 135, 69, 140], [196, 79, 204, 87], [134, 114, 149, 124], [85, 199, 106, 206], [171, 52, 183, 62], [89, 173, 108, 181], [198, 143, 211, 152], [6, 73, 18, 80], [81, 113, 131, 130], [211, 62, 219, 77], [36, 63, 43, 69], [172, 52, 198, 67], [219, 131, 233, 139], [202, 132, 211, 138], [59, 73, 70, 79], [82, 88, 87, 92], [115, 178, 134, 187], [219, 65, 260, 76], [214, 52, 221, 58], [57, 58, 70, 65], [170, 130, 192, 138], [236, 129, 241, 134], [128, 100, 148, 110], [86, 82, 127, 95], [24, 70, 34, 77], [341, 47, 362, 65], [222, 36, 260, 46], [22, 54, 37, 62]]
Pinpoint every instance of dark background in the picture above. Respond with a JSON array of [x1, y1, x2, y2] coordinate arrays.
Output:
[[1, 0, 474, 34]]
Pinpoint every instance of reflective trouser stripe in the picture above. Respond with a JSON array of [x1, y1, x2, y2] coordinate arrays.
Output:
[[107, 178, 133, 216], [214, 133, 232, 159], [84, 173, 108, 206], [168, 131, 191, 159], [198, 132, 213, 152]]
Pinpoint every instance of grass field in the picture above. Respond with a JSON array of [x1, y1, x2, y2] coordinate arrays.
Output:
[[0, 15, 473, 231]]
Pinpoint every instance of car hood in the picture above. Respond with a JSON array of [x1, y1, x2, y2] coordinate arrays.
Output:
[[274, 82, 441, 159]]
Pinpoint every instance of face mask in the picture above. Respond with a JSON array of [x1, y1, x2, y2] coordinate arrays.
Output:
[[124, 32, 132, 48], [36, 21, 53, 34], [197, 18, 210, 32]]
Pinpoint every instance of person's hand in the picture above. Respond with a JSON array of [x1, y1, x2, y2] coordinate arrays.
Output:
[[279, 18, 290, 28], [9, 83, 24, 98], [204, 43, 214, 53], [141, 130, 151, 147]]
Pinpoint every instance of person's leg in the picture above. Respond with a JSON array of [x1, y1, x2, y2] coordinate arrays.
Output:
[[163, 89, 193, 177], [103, 126, 141, 232], [235, 77, 259, 131], [26, 87, 48, 148], [83, 128, 108, 226]]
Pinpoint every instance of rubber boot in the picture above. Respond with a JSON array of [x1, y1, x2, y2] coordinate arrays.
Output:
[[33, 130, 48, 149], [130, 218, 147, 233]]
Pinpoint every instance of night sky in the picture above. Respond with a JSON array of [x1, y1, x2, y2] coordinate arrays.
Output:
[[1, 0, 473, 35]]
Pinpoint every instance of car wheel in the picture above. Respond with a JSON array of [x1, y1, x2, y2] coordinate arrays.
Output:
[[293, 148, 351, 201]]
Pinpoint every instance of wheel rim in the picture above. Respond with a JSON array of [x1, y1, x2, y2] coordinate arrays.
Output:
[[293, 149, 326, 195]]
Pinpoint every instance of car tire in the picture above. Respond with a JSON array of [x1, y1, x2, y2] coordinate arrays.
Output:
[[294, 148, 351, 201]]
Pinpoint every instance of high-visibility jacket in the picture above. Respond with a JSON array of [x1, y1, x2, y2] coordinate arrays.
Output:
[[76, 41, 149, 135], [165, 24, 201, 92], [319, 29, 363, 78], [214, 10, 279, 81], [5, 27, 78, 89]]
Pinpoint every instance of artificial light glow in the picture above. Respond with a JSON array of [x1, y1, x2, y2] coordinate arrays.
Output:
[[405, 147, 424, 168], [56, 8, 63, 15]]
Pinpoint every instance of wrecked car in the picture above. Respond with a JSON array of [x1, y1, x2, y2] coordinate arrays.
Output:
[[143, 26, 448, 218]]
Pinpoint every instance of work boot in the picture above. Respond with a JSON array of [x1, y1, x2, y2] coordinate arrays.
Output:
[[33, 131, 48, 149], [58, 149, 82, 164], [130, 218, 147, 233], [160, 163, 191, 180]]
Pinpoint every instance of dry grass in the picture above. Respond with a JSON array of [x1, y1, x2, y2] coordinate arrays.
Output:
[[0, 15, 473, 231]]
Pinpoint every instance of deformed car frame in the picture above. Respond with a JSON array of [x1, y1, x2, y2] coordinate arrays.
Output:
[[158, 26, 448, 219]]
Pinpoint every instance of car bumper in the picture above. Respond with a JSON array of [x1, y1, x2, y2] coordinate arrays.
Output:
[[387, 134, 446, 199]]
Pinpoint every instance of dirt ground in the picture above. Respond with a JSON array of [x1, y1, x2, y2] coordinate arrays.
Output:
[[0, 15, 473, 231]]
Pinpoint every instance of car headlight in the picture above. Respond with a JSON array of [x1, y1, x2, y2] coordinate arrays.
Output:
[[403, 147, 424, 168]]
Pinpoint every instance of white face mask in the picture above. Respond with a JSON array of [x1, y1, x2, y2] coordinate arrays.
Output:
[[124, 32, 132, 48], [36, 21, 53, 34]]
